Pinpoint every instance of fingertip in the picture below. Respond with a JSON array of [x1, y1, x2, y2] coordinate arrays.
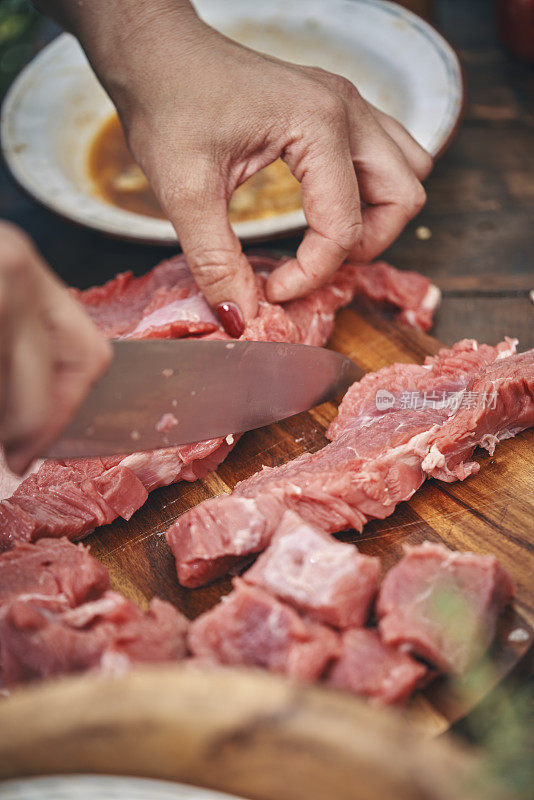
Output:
[[265, 262, 299, 304], [4, 446, 34, 477], [266, 226, 352, 304]]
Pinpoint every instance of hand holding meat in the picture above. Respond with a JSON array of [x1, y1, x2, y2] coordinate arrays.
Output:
[[0, 223, 111, 475], [47, 0, 432, 332]]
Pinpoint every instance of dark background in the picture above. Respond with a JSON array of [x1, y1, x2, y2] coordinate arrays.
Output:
[[1, 0, 533, 351]]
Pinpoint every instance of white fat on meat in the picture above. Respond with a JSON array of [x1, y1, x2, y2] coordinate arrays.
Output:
[[421, 284, 442, 312], [259, 527, 354, 607], [497, 338, 519, 359]]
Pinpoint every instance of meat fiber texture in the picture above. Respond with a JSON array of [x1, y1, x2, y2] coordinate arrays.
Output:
[[188, 579, 340, 682], [421, 348, 534, 481], [243, 510, 380, 628], [377, 543, 515, 674], [0, 538, 189, 689], [0, 255, 439, 552], [0, 537, 109, 610], [167, 338, 530, 588], [327, 629, 428, 705], [327, 337, 519, 439]]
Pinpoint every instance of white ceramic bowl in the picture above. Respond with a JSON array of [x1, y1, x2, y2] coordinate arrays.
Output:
[[0, 775, 242, 800], [1, 0, 463, 245]]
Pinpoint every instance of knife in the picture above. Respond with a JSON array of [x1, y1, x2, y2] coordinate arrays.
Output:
[[45, 340, 362, 459]]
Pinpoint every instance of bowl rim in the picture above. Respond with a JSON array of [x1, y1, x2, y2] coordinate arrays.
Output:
[[1, 0, 465, 246]]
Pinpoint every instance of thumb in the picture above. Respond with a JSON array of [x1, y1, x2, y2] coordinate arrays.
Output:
[[166, 175, 258, 336]]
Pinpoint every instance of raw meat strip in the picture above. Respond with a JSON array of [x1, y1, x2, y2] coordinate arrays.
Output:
[[0, 438, 235, 552], [0, 538, 109, 610], [1, 256, 434, 550], [245, 258, 441, 343], [167, 408, 443, 587], [327, 628, 427, 705], [342, 261, 441, 332], [75, 254, 439, 341], [167, 339, 524, 587], [0, 538, 189, 689], [328, 337, 517, 439], [243, 511, 380, 628], [70, 256, 219, 339], [188, 579, 340, 681], [422, 348, 534, 481], [74, 254, 440, 341], [376, 543, 515, 674]]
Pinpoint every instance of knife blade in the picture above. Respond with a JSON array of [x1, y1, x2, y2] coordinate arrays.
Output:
[[45, 340, 362, 459]]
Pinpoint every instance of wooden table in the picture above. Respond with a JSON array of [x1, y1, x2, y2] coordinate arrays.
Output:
[[0, 0, 532, 350]]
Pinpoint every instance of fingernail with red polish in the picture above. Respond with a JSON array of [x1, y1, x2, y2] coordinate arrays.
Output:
[[216, 302, 245, 338]]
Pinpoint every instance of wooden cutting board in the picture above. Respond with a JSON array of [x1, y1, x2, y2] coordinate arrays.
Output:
[[86, 307, 534, 735], [0, 666, 510, 800]]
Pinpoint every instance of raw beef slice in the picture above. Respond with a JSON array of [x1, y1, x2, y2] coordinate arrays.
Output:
[[188, 579, 340, 681], [422, 348, 534, 481], [0, 441, 234, 551], [0, 538, 189, 688], [327, 337, 518, 439], [327, 629, 427, 705], [377, 543, 515, 674], [167, 340, 528, 587], [0, 538, 109, 610], [0, 255, 439, 551], [243, 511, 380, 628]]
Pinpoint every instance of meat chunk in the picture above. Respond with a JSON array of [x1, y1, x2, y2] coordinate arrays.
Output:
[[243, 511, 380, 628], [108, 596, 189, 664], [188, 580, 340, 681], [167, 495, 277, 588], [377, 543, 515, 674], [0, 538, 109, 610], [327, 629, 427, 705], [0, 539, 189, 688], [167, 342, 532, 588], [0, 591, 189, 688], [1, 600, 108, 685]]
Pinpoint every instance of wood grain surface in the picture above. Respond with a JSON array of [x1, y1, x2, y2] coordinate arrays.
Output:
[[83, 307, 534, 736]]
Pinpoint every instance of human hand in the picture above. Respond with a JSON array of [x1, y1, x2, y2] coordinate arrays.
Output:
[[55, 0, 432, 333], [0, 222, 111, 473]]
